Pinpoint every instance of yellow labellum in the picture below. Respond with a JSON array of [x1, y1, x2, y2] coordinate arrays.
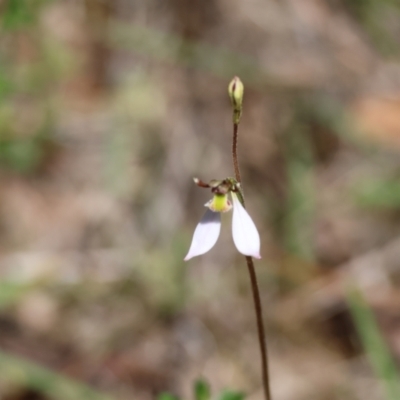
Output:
[[205, 194, 232, 213]]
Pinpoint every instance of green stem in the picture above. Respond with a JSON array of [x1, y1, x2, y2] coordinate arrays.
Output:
[[232, 123, 242, 186]]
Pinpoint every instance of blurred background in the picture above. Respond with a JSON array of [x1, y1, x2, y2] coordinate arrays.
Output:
[[1, 0, 400, 399]]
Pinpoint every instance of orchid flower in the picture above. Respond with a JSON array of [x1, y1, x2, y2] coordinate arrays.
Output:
[[184, 178, 261, 261]]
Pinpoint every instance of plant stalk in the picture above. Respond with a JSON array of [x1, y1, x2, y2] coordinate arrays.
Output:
[[232, 121, 272, 400]]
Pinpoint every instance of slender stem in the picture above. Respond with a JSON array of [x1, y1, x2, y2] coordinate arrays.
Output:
[[232, 123, 242, 185], [232, 121, 271, 400], [245, 256, 271, 400]]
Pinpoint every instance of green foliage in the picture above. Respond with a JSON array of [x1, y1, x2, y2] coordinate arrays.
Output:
[[345, 0, 400, 55], [0, 0, 63, 175], [353, 178, 400, 210], [0, 350, 114, 400], [347, 288, 400, 400], [0, 111, 55, 174], [157, 379, 245, 400], [216, 390, 245, 400], [0, 67, 14, 101], [194, 379, 211, 400], [1, 0, 46, 31], [0, 136, 46, 173], [0, 282, 30, 310]]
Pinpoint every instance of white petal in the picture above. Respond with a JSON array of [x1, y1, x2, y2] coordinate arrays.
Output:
[[231, 193, 261, 259], [184, 209, 221, 261]]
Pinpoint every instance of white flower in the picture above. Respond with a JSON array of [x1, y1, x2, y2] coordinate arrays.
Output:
[[184, 192, 261, 260]]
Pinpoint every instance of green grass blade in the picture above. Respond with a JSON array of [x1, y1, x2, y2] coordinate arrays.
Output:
[[0, 350, 115, 400], [347, 288, 400, 400]]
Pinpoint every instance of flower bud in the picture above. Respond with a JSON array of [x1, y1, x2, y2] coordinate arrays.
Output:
[[228, 76, 244, 111], [228, 76, 244, 124]]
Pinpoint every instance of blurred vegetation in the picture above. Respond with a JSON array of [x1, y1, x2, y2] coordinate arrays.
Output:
[[347, 288, 400, 400], [0, 350, 114, 400], [0, 0, 400, 400], [0, 0, 62, 174], [158, 379, 245, 400], [345, 0, 400, 54]]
